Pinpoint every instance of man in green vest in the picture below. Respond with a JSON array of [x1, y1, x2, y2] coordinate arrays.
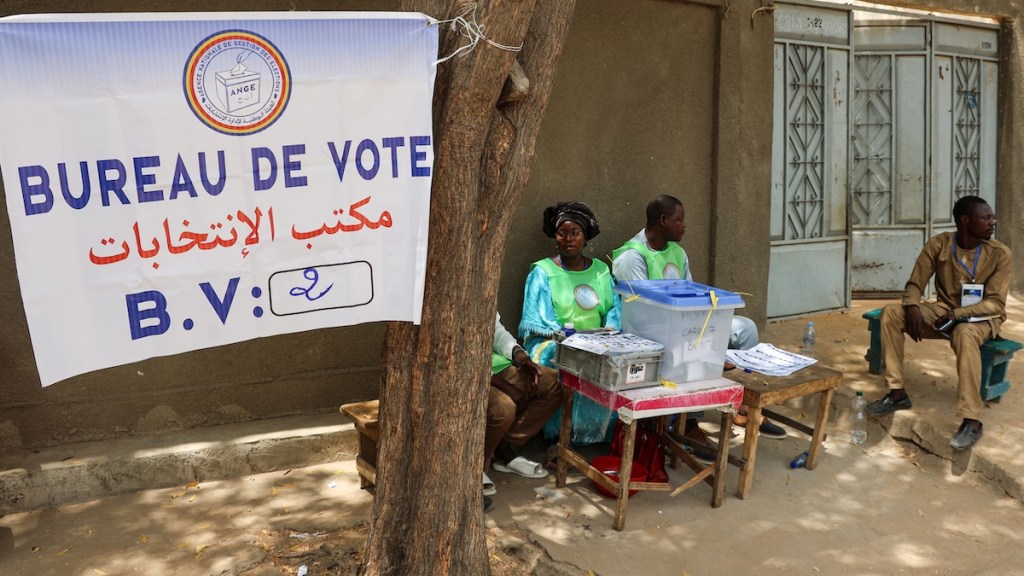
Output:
[[484, 313, 562, 495], [612, 195, 786, 460], [612, 195, 759, 347]]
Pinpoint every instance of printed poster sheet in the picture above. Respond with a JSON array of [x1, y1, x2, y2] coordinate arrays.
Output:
[[725, 343, 817, 377], [0, 13, 439, 386]]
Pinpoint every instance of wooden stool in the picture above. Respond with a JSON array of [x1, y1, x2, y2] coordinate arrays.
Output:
[[862, 308, 1022, 401], [726, 364, 842, 499], [339, 400, 379, 491]]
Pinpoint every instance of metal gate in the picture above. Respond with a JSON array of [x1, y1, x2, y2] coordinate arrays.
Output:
[[849, 17, 999, 295], [769, 4, 851, 318]]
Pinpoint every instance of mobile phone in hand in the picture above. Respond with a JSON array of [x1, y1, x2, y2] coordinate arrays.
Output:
[[935, 318, 954, 332]]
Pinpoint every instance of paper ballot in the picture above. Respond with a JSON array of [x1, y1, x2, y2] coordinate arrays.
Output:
[[726, 343, 817, 377]]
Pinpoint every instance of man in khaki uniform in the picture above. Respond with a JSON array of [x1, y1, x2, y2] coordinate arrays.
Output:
[[487, 313, 561, 481], [868, 195, 1011, 451]]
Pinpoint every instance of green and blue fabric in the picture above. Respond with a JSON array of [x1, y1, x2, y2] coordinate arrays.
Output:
[[518, 257, 621, 445]]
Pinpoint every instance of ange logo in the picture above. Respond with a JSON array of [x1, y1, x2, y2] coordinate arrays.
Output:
[[183, 30, 291, 136]]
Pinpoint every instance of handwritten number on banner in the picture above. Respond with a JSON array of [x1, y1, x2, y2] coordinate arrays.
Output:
[[290, 267, 333, 301]]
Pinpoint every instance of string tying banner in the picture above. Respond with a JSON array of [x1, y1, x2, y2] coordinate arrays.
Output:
[[431, 5, 523, 65]]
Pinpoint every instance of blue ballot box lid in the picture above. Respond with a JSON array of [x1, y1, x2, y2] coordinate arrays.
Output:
[[614, 279, 745, 310]]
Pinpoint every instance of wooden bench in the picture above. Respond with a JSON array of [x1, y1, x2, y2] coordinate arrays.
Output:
[[862, 308, 1023, 401], [339, 400, 379, 491]]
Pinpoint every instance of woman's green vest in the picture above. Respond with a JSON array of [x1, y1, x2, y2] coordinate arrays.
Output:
[[533, 258, 615, 331]]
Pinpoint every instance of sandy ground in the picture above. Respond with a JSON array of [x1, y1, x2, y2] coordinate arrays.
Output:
[[2, 297, 1024, 575]]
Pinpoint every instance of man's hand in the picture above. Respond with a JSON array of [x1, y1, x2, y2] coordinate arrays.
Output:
[[904, 305, 925, 341], [513, 349, 540, 398], [933, 309, 956, 334], [490, 374, 527, 417]]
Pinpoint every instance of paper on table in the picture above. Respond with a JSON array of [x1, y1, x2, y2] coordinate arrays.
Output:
[[561, 332, 663, 355], [726, 343, 817, 377]]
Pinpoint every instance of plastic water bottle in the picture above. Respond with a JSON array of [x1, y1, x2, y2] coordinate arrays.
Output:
[[850, 391, 868, 445], [801, 321, 816, 356], [790, 451, 809, 468]]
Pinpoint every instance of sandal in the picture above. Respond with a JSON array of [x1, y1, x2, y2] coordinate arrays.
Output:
[[492, 456, 549, 479]]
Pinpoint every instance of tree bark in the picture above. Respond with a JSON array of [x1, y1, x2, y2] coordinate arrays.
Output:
[[362, 1, 575, 575]]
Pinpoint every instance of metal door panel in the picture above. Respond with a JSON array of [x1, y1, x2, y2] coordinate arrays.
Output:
[[849, 49, 926, 292], [851, 52, 893, 227], [952, 57, 982, 199], [936, 52, 996, 214], [769, 4, 851, 318], [853, 24, 926, 51], [981, 61, 998, 199], [774, 4, 849, 44], [851, 229, 924, 293], [768, 241, 847, 316], [934, 23, 998, 57], [771, 43, 786, 240], [849, 17, 997, 296], [784, 43, 826, 241], [895, 55, 926, 224], [827, 48, 849, 236], [932, 54, 954, 224]]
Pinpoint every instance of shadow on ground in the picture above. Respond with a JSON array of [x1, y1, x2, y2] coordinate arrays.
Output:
[[2, 297, 1023, 575]]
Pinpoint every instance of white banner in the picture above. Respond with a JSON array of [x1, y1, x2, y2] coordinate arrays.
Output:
[[0, 13, 438, 386]]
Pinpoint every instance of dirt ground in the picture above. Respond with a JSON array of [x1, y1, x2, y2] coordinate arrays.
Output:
[[2, 297, 1024, 575], [250, 522, 555, 575]]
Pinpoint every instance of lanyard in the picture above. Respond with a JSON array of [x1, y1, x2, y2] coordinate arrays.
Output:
[[952, 234, 981, 282]]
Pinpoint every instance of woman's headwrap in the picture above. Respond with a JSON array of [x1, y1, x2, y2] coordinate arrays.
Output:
[[542, 202, 601, 240]]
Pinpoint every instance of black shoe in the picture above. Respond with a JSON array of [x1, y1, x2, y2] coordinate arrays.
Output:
[[758, 420, 788, 439], [950, 421, 983, 451], [866, 392, 912, 415], [682, 426, 719, 464]]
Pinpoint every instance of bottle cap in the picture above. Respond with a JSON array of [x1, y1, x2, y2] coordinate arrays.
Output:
[[564, 322, 574, 330], [808, 321, 814, 326], [856, 391, 863, 396]]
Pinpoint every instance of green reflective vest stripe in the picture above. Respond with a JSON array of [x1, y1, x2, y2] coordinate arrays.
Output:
[[491, 353, 513, 374], [533, 258, 614, 331], [612, 239, 688, 280]]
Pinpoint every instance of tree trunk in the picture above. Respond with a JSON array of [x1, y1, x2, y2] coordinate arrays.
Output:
[[362, 1, 575, 575]]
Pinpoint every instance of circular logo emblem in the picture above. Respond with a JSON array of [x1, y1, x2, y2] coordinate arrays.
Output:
[[183, 30, 291, 135], [574, 285, 600, 311], [662, 263, 682, 279]]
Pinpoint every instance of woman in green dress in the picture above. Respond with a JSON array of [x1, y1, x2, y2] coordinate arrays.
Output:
[[518, 202, 621, 444]]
